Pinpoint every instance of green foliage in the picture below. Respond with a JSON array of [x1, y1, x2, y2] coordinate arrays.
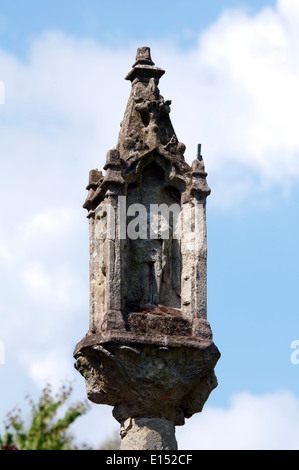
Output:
[[0, 383, 90, 450]]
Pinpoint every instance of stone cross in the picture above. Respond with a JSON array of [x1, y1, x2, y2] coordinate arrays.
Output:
[[74, 47, 220, 451]]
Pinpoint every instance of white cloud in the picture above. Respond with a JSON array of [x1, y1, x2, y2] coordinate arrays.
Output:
[[70, 402, 119, 450], [9, 206, 79, 260], [1, 0, 299, 211], [200, 0, 299, 176], [23, 207, 75, 238], [155, 0, 299, 205], [21, 262, 84, 308], [19, 347, 75, 390], [0, 231, 14, 263], [176, 390, 299, 450], [69, 389, 299, 449], [1, 0, 299, 214]]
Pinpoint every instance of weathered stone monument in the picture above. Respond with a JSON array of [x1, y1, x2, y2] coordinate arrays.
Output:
[[74, 47, 220, 450]]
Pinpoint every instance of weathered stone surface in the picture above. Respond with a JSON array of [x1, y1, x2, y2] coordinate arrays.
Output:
[[74, 341, 219, 426], [74, 46, 220, 450], [120, 417, 177, 450]]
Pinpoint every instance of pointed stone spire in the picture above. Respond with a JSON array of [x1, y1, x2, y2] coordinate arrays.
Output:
[[191, 144, 211, 197], [117, 47, 188, 168]]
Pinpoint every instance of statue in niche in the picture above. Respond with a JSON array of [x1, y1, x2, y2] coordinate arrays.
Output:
[[125, 161, 181, 310]]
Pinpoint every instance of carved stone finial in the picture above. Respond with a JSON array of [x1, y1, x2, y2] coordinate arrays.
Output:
[[197, 143, 203, 161], [191, 146, 211, 197], [133, 46, 155, 67], [125, 46, 165, 83]]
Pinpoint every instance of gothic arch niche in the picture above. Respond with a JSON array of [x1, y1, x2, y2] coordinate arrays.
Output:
[[125, 157, 182, 311]]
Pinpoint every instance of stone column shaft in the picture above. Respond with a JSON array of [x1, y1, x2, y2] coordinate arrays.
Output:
[[120, 417, 177, 451]]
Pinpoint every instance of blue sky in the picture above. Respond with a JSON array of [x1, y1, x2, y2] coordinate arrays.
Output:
[[0, 0, 299, 450], [0, 0, 277, 56]]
